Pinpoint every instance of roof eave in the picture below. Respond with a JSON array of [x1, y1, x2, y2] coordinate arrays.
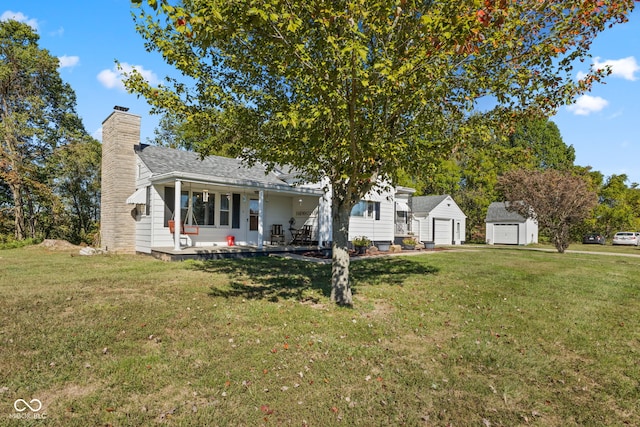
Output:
[[149, 172, 324, 196]]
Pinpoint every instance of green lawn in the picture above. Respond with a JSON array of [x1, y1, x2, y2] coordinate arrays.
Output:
[[0, 245, 639, 426]]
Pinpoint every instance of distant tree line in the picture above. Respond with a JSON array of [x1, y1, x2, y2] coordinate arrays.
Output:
[[1, 20, 100, 245], [395, 115, 640, 246], [3, 17, 640, 251]]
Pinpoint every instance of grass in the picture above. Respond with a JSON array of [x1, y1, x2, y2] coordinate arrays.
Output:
[[0, 245, 639, 426], [531, 241, 640, 255]]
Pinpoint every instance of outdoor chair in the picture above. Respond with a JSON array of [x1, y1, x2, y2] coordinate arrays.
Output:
[[291, 224, 313, 245], [270, 224, 285, 245]]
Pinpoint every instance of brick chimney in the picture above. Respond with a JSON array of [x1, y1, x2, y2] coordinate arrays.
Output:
[[100, 108, 140, 253]]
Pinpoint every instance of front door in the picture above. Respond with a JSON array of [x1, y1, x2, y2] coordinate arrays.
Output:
[[247, 199, 259, 244]]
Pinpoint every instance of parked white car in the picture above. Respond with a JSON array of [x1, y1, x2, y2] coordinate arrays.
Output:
[[612, 232, 639, 246]]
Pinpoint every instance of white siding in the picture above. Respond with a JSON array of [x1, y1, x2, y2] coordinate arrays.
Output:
[[134, 159, 153, 253], [319, 183, 398, 245], [348, 190, 395, 243], [149, 185, 174, 249], [412, 196, 466, 245], [486, 220, 538, 245]]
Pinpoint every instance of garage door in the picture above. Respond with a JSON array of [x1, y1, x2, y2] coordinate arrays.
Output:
[[494, 224, 519, 245], [433, 219, 452, 245]]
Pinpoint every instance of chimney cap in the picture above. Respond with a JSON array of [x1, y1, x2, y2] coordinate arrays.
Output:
[[114, 105, 129, 112]]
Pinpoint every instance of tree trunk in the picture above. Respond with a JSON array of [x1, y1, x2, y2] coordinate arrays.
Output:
[[8, 182, 26, 240], [330, 193, 353, 306], [553, 225, 570, 253]]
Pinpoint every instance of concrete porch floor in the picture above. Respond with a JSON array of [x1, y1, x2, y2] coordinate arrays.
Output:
[[149, 244, 326, 261]]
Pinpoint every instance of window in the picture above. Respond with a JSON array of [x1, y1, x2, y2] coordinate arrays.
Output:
[[350, 201, 381, 220], [192, 191, 215, 225], [145, 186, 151, 216], [164, 187, 234, 227], [220, 194, 230, 226], [180, 190, 189, 223], [164, 187, 174, 227], [249, 199, 259, 231], [350, 201, 367, 217]]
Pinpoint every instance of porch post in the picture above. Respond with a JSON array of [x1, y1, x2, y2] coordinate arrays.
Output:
[[257, 190, 264, 248], [316, 196, 321, 247], [174, 180, 182, 251], [319, 188, 332, 247]]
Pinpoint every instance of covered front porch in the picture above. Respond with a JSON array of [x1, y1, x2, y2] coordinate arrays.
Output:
[[147, 173, 328, 253], [149, 243, 326, 261]]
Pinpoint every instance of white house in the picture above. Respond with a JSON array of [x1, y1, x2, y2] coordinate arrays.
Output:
[[485, 201, 538, 245], [410, 195, 466, 245], [100, 108, 411, 256]]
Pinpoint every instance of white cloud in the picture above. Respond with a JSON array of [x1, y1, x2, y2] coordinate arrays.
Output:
[[97, 63, 159, 91], [50, 26, 65, 37], [0, 10, 38, 30], [593, 56, 640, 81], [58, 55, 79, 69], [92, 127, 103, 141], [567, 94, 609, 116], [607, 109, 623, 120]]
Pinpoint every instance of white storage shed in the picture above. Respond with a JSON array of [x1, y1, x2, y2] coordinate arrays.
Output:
[[485, 202, 538, 245]]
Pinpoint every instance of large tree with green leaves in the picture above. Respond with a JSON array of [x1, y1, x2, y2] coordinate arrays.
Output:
[[591, 174, 640, 237], [0, 19, 95, 241], [411, 117, 576, 241], [47, 137, 102, 244], [125, 0, 635, 305], [149, 110, 236, 157]]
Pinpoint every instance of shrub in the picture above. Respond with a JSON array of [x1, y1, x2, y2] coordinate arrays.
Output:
[[352, 236, 371, 247]]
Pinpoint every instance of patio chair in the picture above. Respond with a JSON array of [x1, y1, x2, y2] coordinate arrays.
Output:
[[291, 224, 313, 245], [270, 224, 285, 245]]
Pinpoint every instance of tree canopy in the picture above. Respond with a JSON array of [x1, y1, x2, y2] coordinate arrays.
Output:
[[590, 174, 640, 236], [125, 0, 636, 305], [0, 19, 100, 244], [406, 116, 577, 241]]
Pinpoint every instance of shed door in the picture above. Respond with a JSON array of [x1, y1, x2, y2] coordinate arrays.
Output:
[[494, 224, 519, 245], [433, 219, 452, 245]]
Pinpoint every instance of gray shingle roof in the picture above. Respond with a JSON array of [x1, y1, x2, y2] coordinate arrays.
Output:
[[485, 202, 526, 222], [411, 195, 449, 213], [136, 144, 287, 187]]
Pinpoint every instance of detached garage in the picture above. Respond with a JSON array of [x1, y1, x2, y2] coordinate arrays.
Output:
[[485, 202, 538, 245], [411, 195, 466, 245]]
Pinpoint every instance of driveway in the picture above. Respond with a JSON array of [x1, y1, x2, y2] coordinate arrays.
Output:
[[463, 244, 640, 258]]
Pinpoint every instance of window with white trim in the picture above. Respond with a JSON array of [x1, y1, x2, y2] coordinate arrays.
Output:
[[219, 194, 231, 227], [166, 187, 230, 227], [350, 201, 381, 220]]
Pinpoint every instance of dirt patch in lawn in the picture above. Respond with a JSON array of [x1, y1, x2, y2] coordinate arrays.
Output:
[[39, 239, 82, 251]]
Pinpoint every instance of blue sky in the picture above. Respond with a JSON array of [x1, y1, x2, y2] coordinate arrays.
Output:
[[2, 2, 639, 184]]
